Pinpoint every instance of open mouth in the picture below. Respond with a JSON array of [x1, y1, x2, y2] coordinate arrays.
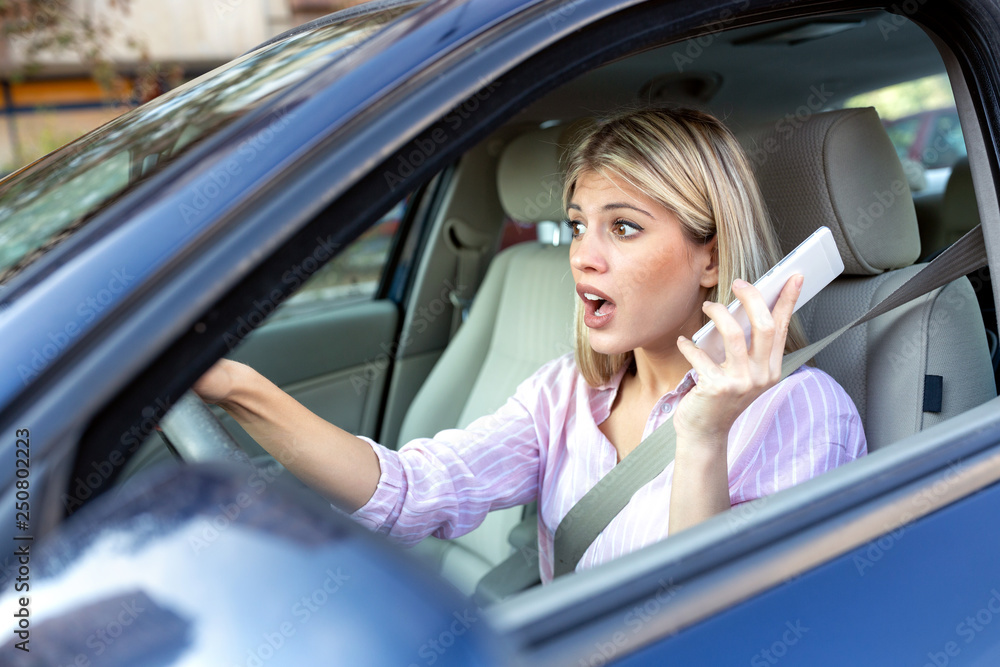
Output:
[[583, 292, 616, 317], [577, 285, 617, 328]]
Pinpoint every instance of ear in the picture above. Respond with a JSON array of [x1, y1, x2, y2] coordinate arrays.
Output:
[[699, 235, 719, 289]]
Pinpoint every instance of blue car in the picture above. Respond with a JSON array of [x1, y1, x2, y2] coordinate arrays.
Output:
[[2, 0, 1000, 664]]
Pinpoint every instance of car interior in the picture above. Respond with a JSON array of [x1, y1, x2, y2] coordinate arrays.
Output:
[[119, 7, 998, 602]]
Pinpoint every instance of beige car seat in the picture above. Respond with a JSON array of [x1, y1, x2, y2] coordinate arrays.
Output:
[[402, 107, 996, 597], [746, 107, 995, 451], [399, 123, 584, 594]]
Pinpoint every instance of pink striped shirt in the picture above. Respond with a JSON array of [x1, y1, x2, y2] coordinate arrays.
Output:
[[350, 352, 866, 584]]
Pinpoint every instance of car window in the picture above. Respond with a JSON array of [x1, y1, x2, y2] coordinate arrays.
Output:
[[0, 4, 417, 285], [843, 73, 965, 171], [0, 151, 130, 276], [18, 2, 1000, 663], [280, 193, 414, 310], [498, 217, 537, 250], [925, 109, 966, 169]]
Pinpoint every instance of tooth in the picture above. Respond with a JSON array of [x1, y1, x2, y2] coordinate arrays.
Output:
[[585, 293, 601, 301]]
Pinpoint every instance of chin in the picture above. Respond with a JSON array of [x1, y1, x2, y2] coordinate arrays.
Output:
[[586, 331, 633, 357]]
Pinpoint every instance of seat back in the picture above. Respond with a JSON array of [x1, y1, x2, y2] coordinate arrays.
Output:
[[935, 156, 981, 252], [398, 122, 586, 593], [747, 107, 995, 451]]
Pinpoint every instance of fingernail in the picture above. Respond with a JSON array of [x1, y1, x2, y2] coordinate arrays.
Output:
[[733, 278, 749, 289]]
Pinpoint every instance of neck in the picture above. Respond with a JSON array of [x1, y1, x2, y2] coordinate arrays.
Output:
[[629, 345, 693, 401]]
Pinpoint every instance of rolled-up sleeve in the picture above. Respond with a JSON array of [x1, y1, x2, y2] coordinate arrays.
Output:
[[349, 377, 547, 547], [727, 366, 867, 505]]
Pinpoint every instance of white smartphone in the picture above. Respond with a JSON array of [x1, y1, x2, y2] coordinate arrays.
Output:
[[692, 226, 844, 365]]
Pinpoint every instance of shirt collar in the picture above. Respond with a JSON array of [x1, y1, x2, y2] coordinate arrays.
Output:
[[591, 358, 700, 421]]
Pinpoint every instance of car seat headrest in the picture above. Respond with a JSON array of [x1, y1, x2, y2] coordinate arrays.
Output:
[[941, 156, 980, 246], [497, 119, 596, 223], [746, 107, 921, 276]]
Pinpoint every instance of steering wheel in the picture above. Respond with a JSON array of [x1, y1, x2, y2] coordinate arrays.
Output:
[[158, 391, 253, 467]]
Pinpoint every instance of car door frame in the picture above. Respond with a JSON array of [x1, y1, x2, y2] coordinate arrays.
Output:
[[3, 0, 1000, 662]]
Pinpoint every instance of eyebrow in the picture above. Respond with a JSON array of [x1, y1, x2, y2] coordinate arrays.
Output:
[[566, 202, 654, 218]]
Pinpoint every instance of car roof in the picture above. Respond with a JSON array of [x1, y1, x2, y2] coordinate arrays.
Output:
[[511, 9, 944, 130]]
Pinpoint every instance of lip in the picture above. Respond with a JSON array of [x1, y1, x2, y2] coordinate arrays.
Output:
[[576, 284, 617, 329]]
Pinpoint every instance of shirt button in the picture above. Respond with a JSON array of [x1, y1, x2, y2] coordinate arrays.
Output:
[[661, 403, 673, 415]]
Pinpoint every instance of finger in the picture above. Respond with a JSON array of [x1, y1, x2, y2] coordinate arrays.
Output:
[[676, 334, 724, 380], [732, 278, 776, 361], [702, 300, 749, 368], [768, 274, 804, 371]]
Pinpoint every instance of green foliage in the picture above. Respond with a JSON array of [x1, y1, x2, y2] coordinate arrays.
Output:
[[844, 73, 955, 120]]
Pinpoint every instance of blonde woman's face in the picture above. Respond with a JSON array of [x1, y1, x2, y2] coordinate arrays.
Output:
[[567, 169, 718, 357]]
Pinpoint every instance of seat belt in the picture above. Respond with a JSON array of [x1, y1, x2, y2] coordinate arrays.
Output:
[[473, 504, 542, 606], [443, 217, 491, 336], [552, 224, 989, 578]]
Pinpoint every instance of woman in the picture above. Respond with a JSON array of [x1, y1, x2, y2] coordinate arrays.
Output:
[[193, 106, 867, 583]]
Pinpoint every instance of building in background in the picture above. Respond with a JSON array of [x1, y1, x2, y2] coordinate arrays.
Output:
[[0, 0, 366, 173]]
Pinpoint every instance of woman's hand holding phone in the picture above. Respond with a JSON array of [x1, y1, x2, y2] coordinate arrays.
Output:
[[668, 275, 803, 535], [674, 274, 804, 442]]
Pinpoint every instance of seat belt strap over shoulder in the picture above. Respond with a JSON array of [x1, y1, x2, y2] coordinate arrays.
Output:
[[552, 225, 989, 578]]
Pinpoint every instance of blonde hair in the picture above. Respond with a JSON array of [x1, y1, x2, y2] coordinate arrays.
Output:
[[562, 106, 809, 387]]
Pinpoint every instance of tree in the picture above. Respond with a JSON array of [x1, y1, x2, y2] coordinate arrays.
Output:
[[0, 0, 179, 168], [0, 0, 166, 104]]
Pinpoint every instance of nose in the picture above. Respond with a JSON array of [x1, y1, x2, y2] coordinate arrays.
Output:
[[570, 227, 609, 274]]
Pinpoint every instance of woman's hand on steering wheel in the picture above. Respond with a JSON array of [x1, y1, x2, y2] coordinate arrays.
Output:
[[192, 358, 243, 405]]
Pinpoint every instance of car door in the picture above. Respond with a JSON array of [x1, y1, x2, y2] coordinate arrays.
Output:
[[5, 0, 1000, 664], [467, 1, 1000, 665], [214, 189, 421, 454]]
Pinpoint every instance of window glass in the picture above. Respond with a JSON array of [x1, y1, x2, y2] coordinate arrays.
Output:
[[843, 73, 965, 171], [0, 4, 418, 284], [498, 217, 537, 250], [0, 151, 130, 273], [282, 194, 412, 308]]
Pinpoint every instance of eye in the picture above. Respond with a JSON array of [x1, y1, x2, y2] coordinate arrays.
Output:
[[563, 219, 585, 238], [611, 218, 642, 238]]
